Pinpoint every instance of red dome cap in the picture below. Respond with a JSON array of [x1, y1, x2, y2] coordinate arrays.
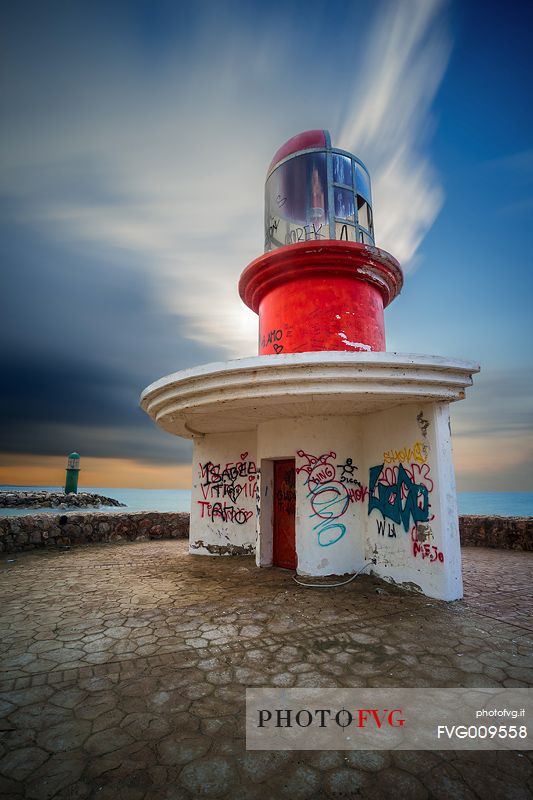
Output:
[[268, 130, 330, 174]]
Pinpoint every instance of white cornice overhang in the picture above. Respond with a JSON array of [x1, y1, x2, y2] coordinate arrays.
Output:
[[140, 352, 480, 438]]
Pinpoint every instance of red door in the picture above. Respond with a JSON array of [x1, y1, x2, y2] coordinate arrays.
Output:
[[273, 459, 296, 569]]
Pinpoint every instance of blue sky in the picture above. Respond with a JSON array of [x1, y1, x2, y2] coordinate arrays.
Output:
[[1, 0, 531, 490]]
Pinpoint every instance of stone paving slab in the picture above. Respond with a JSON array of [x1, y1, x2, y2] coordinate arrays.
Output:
[[0, 541, 531, 799]]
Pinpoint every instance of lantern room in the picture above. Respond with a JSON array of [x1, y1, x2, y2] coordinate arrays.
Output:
[[265, 130, 374, 252]]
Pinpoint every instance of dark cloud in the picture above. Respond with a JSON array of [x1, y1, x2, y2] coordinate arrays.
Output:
[[0, 209, 226, 464]]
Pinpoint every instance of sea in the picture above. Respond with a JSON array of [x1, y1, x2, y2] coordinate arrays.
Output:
[[0, 485, 532, 518]]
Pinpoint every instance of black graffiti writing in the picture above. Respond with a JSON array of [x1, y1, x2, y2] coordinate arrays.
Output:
[[200, 459, 257, 487], [376, 519, 397, 538], [197, 501, 253, 525], [285, 223, 324, 245], [268, 217, 280, 240], [261, 329, 283, 351], [337, 458, 361, 486]]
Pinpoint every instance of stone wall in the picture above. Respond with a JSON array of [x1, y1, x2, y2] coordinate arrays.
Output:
[[0, 512, 189, 553], [0, 512, 530, 554], [459, 516, 532, 551]]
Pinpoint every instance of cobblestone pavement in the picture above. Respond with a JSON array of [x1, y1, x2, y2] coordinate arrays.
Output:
[[0, 541, 531, 799]]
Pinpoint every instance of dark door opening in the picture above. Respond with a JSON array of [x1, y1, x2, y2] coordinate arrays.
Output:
[[273, 459, 296, 570]]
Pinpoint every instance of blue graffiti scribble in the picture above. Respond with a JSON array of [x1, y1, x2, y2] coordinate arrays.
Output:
[[368, 463, 429, 533], [296, 451, 350, 548], [307, 481, 350, 547]]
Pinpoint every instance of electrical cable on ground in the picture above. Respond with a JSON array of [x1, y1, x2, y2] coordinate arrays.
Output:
[[292, 561, 373, 588]]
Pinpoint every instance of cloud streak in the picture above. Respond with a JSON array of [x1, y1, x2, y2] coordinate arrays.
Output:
[[338, 0, 450, 266], [1, 0, 452, 360]]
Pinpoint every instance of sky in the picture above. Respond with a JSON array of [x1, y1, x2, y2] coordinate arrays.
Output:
[[1, 0, 532, 491]]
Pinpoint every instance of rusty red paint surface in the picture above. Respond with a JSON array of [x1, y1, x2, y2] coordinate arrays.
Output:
[[273, 459, 297, 570], [239, 241, 402, 355]]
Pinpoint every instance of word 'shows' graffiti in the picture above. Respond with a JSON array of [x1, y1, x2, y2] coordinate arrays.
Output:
[[297, 450, 366, 548], [368, 462, 431, 533], [383, 441, 428, 465], [198, 453, 257, 525]]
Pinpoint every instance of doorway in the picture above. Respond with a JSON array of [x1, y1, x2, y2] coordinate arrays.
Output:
[[273, 459, 296, 569]]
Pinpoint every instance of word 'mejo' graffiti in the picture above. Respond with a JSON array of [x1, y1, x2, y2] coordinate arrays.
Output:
[[368, 462, 430, 533], [297, 450, 364, 548]]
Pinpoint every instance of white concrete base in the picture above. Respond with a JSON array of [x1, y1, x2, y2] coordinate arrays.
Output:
[[141, 353, 479, 600]]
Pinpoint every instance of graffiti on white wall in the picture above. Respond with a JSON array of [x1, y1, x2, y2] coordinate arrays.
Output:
[[197, 452, 257, 525], [368, 448, 444, 564], [296, 450, 367, 548]]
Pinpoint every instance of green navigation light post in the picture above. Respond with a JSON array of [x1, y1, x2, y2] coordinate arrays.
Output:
[[64, 452, 81, 494]]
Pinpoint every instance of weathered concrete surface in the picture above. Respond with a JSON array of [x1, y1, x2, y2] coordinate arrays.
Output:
[[0, 541, 531, 799]]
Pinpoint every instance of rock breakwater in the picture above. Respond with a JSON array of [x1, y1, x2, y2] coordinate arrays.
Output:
[[0, 490, 125, 509]]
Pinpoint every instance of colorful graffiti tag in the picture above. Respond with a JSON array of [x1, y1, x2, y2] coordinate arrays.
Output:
[[368, 462, 431, 533], [296, 450, 366, 547], [382, 440, 428, 465], [197, 453, 257, 526], [368, 457, 445, 565], [412, 540, 444, 563]]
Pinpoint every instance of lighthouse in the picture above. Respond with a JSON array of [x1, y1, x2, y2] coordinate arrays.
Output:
[[141, 130, 479, 600]]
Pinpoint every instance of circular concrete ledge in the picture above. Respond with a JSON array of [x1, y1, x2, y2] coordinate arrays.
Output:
[[140, 352, 480, 437]]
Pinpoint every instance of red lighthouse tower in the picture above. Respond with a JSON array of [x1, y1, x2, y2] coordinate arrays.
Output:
[[142, 129, 479, 601], [239, 130, 403, 355]]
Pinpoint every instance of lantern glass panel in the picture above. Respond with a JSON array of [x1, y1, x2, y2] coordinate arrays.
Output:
[[265, 153, 329, 251], [357, 196, 370, 230], [334, 187, 355, 220], [355, 164, 371, 202], [333, 154, 352, 186], [335, 221, 357, 242]]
